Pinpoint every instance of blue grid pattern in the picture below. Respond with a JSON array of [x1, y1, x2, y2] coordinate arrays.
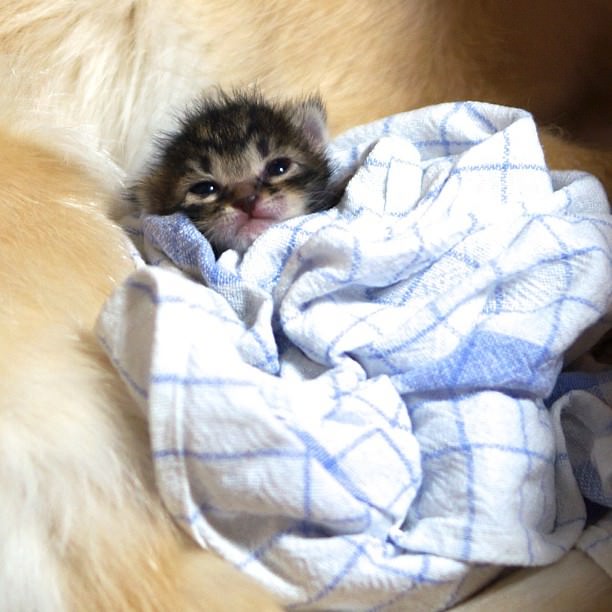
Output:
[[557, 368, 612, 580], [98, 102, 612, 610], [548, 370, 612, 508]]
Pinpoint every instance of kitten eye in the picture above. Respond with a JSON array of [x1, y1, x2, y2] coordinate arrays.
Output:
[[188, 180, 219, 198], [265, 157, 293, 178]]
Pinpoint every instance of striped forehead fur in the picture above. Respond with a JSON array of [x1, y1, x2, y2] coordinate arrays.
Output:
[[170, 90, 326, 160], [131, 88, 338, 256], [138, 89, 331, 213]]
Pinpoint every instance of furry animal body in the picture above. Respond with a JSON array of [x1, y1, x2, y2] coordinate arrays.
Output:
[[135, 91, 335, 254], [0, 1, 610, 610]]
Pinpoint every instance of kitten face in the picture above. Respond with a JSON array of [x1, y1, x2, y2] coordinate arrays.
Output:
[[135, 91, 334, 254]]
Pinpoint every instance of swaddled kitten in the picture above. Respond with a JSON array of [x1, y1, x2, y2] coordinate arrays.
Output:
[[132, 90, 337, 254]]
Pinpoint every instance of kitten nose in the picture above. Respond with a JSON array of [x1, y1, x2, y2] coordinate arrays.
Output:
[[232, 181, 259, 213]]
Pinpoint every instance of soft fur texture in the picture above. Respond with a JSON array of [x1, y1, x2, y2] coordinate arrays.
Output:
[[0, 1, 610, 610], [134, 90, 334, 254], [0, 129, 278, 611]]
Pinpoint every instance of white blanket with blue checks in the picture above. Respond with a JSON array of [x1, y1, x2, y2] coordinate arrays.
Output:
[[98, 102, 612, 609]]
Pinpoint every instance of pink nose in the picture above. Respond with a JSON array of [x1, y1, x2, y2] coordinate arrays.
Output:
[[232, 182, 259, 213]]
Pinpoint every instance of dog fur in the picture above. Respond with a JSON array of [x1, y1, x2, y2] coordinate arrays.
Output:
[[0, 1, 610, 610]]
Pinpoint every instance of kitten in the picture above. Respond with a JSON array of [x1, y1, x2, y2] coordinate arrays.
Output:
[[132, 90, 337, 254]]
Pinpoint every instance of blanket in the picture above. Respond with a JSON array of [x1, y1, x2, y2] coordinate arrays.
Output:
[[98, 102, 612, 610], [548, 369, 612, 579]]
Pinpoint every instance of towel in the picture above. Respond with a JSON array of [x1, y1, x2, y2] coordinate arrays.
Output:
[[98, 102, 612, 610], [547, 368, 612, 579]]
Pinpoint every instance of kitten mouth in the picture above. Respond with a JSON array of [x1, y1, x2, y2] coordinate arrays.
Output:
[[230, 198, 287, 250], [231, 217, 277, 253], [249, 209, 277, 221], [249, 195, 286, 221], [239, 218, 276, 232], [216, 195, 294, 253]]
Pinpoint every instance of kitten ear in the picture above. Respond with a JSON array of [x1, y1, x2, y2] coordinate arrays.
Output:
[[290, 97, 328, 148]]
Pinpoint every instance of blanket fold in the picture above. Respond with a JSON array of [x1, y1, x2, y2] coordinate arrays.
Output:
[[99, 101, 612, 610]]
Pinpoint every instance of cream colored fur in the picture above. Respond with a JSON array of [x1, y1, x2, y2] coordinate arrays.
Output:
[[0, 1, 610, 610], [0, 127, 278, 611]]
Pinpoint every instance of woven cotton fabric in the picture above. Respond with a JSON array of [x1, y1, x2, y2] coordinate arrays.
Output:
[[99, 102, 612, 610]]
